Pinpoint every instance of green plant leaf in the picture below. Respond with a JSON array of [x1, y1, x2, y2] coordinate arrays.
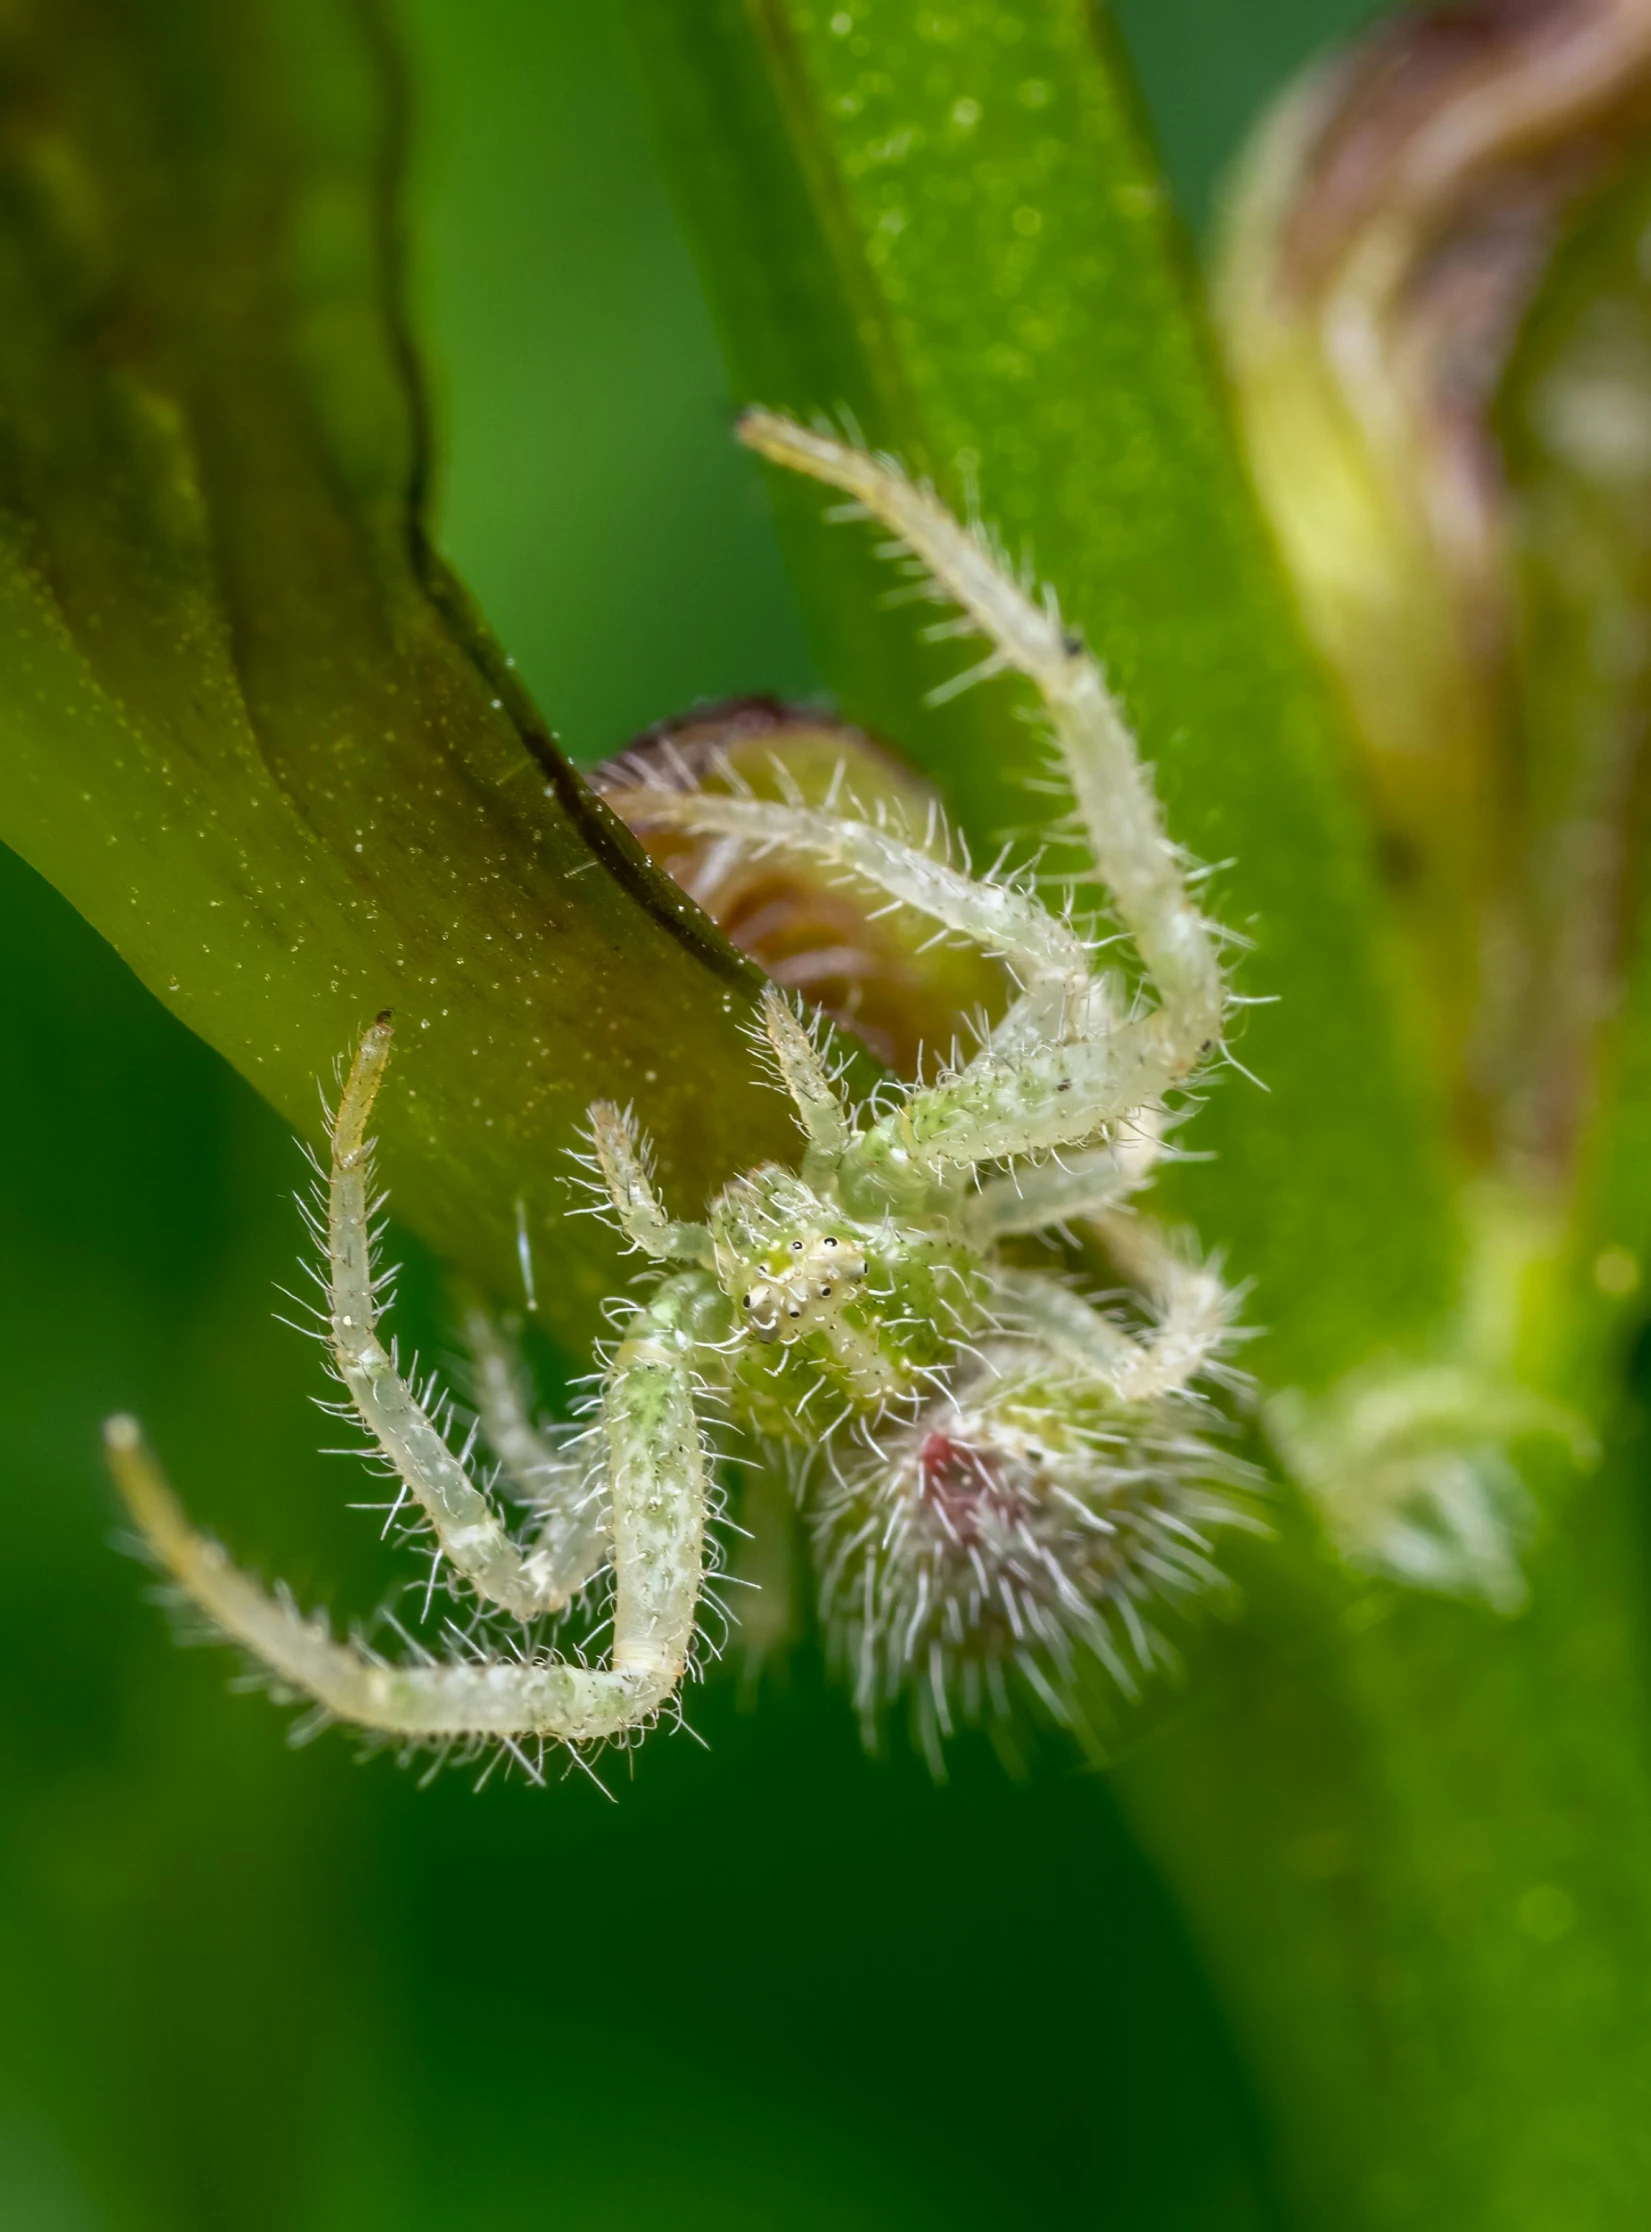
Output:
[[0, 0, 801, 1355]]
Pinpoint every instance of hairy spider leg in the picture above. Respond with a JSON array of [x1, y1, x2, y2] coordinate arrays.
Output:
[[737, 413, 1226, 1187], [969, 1134, 1157, 1241], [586, 999, 851, 1255], [756, 984, 850, 1159], [1086, 1210, 1241, 1401], [105, 1103, 719, 1743], [609, 786, 1095, 1019], [603, 777, 1171, 1191], [462, 1304, 610, 1602], [105, 1285, 708, 1741], [605, 764, 1114, 1100], [586, 1101, 714, 1263], [991, 1242, 1235, 1407], [315, 1018, 603, 1620]]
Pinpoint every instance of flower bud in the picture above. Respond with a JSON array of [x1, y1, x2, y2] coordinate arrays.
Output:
[[592, 698, 1008, 1075]]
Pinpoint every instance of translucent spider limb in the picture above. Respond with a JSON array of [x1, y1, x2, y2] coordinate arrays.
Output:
[[756, 986, 850, 1157], [318, 1019, 592, 1621], [738, 411, 1227, 1176], [971, 971, 1120, 1067], [611, 764, 1116, 1136], [991, 1239, 1235, 1408], [104, 1305, 707, 1743], [609, 781, 1094, 1012], [1086, 1209, 1243, 1402], [461, 1304, 609, 1603], [586, 1101, 713, 1263], [971, 1115, 1165, 1241], [738, 411, 1224, 1036], [988, 1269, 1151, 1392], [105, 1023, 715, 1743]]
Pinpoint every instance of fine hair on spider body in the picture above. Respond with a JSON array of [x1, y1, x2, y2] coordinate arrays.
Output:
[[109, 412, 1254, 1776]]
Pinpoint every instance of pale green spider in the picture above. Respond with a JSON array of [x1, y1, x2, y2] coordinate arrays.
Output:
[[107, 411, 1249, 1774]]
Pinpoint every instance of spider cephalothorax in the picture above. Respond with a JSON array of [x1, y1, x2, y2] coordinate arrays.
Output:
[[731, 1218, 869, 1350], [720, 1177, 979, 1392], [107, 411, 1251, 1775]]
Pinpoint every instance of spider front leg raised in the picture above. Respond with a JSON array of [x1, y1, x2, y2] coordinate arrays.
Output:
[[622, 416, 1227, 1195], [738, 411, 1227, 1185], [105, 1020, 719, 1751], [739, 412, 1225, 1060]]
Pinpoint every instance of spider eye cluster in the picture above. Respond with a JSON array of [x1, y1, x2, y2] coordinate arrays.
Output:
[[740, 1231, 867, 1343]]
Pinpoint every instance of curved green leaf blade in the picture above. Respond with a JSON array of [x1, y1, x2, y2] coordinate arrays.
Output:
[[0, 0, 797, 1351]]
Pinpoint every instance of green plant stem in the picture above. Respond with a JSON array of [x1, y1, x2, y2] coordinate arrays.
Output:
[[1118, 1448, 1651, 2229], [629, 4, 1651, 2221], [630, 0, 1456, 1396]]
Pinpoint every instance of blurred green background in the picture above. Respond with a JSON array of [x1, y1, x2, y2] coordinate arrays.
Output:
[[0, 4, 1379, 2225]]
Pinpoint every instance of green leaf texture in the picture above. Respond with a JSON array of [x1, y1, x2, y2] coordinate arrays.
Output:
[[0, 0, 797, 1354]]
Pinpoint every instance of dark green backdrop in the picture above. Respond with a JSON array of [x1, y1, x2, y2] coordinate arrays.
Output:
[[0, 4, 1379, 2225]]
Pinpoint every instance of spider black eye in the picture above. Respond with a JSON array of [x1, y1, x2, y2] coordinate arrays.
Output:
[[818, 1284, 832, 1298], [823, 1236, 839, 1248], [787, 1305, 801, 1318], [791, 1239, 804, 1252], [743, 1293, 754, 1308]]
